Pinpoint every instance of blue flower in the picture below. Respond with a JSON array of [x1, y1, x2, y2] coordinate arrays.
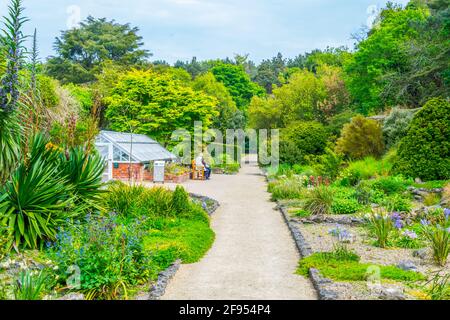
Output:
[[421, 219, 430, 226]]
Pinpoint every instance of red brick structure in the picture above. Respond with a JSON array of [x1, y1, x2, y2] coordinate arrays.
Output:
[[112, 162, 189, 183]]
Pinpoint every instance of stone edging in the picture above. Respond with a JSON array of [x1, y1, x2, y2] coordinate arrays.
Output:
[[190, 193, 220, 216], [142, 194, 220, 300], [278, 204, 339, 300]]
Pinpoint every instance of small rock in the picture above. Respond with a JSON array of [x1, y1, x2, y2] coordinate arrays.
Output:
[[415, 178, 423, 184], [379, 287, 405, 300], [58, 293, 85, 300], [413, 249, 428, 260], [397, 260, 418, 272]]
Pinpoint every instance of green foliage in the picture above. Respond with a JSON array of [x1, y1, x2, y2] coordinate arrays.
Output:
[[366, 210, 394, 248], [371, 175, 410, 195], [172, 186, 190, 215], [64, 84, 94, 115], [0, 117, 19, 184], [0, 134, 78, 249], [383, 108, 416, 148], [46, 16, 150, 84], [105, 70, 218, 144], [192, 72, 243, 130], [425, 272, 450, 300], [303, 186, 334, 215], [144, 217, 215, 264], [36, 75, 59, 108], [211, 62, 265, 111], [268, 176, 306, 201], [58, 147, 105, 210], [336, 115, 385, 160], [331, 197, 361, 215], [338, 156, 392, 186], [381, 194, 413, 212], [48, 213, 151, 300], [394, 98, 450, 181], [344, 5, 428, 114], [423, 193, 442, 207], [326, 110, 356, 140], [312, 147, 344, 180], [422, 224, 450, 267], [13, 270, 48, 300], [297, 251, 424, 282], [280, 121, 328, 165]]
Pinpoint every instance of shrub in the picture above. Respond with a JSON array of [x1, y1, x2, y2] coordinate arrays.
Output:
[[312, 147, 343, 180], [48, 213, 151, 300], [366, 210, 394, 248], [297, 251, 424, 282], [280, 121, 328, 165], [336, 115, 385, 159], [381, 194, 412, 212], [383, 107, 416, 148], [172, 186, 190, 214], [332, 197, 361, 214], [371, 176, 409, 195], [303, 186, 334, 215], [422, 225, 450, 267], [338, 157, 392, 186], [394, 98, 450, 181], [268, 176, 306, 200], [326, 110, 356, 140]]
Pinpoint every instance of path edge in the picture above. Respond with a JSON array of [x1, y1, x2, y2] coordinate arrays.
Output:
[[277, 204, 339, 300], [139, 193, 220, 300]]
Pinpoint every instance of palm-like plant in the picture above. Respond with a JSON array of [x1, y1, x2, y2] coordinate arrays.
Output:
[[0, 134, 78, 249], [59, 147, 105, 210]]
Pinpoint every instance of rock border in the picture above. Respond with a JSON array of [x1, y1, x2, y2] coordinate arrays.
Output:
[[140, 194, 220, 300], [190, 193, 220, 216], [278, 204, 339, 300]]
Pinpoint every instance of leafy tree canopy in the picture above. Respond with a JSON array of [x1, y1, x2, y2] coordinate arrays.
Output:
[[104, 70, 219, 144], [46, 16, 150, 84], [211, 62, 265, 111]]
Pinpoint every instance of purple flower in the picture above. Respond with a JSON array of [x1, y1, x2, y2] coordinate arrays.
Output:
[[444, 208, 450, 219], [391, 212, 401, 221], [402, 230, 418, 240], [394, 219, 404, 229], [421, 219, 430, 226]]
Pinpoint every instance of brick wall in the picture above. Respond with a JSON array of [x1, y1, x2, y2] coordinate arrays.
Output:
[[113, 162, 190, 183], [113, 163, 143, 180]]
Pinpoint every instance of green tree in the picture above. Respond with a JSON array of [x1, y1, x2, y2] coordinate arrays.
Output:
[[105, 70, 218, 144], [394, 98, 450, 181], [192, 72, 244, 130], [211, 62, 265, 112], [344, 5, 428, 114], [46, 16, 150, 84]]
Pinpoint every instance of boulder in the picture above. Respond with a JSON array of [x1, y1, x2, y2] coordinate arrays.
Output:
[[397, 260, 418, 272]]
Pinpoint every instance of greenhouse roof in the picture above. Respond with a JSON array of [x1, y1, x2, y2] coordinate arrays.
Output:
[[96, 130, 178, 163]]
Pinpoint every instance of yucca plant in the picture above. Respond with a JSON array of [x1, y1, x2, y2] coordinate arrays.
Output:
[[0, 134, 78, 249], [59, 147, 105, 211]]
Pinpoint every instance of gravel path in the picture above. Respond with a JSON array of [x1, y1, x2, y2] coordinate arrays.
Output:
[[159, 158, 317, 300]]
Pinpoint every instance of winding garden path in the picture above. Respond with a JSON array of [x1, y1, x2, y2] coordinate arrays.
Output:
[[160, 156, 317, 300]]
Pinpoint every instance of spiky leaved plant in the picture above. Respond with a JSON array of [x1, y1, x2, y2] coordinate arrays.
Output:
[[0, 0, 28, 184]]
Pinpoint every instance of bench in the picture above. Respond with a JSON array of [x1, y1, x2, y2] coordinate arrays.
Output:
[[191, 160, 205, 180]]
